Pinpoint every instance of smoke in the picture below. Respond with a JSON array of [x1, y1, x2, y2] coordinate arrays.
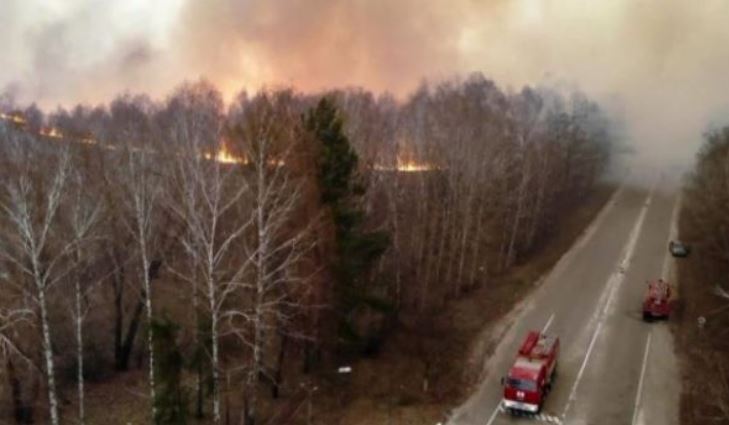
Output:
[[3, 0, 729, 165], [0, 0, 182, 106]]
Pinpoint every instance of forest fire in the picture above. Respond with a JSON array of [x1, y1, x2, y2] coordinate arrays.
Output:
[[3, 112, 242, 165], [0, 71, 618, 425], [396, 159, 433, 172], [79, 137, 97, 145], [204, 144, 247, 164], [374, 156, 434, 172], [0, 112, 26, 124], [40, 127, 63, 139]]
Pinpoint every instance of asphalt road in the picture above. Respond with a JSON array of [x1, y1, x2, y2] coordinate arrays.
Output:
[[448, 172, 681, 425]]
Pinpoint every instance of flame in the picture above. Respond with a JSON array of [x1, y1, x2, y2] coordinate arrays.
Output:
[[0, 112, 26, 124], [204, 144, 246, 164], [0, 112, 241, 164], [40, 127, 63, 139], [3, 112, 435, 173], [373, 158, 434, 172], [396, 159, 433, 172]]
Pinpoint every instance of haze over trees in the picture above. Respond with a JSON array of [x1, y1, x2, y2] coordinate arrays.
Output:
[[0, 73, 613, 424]]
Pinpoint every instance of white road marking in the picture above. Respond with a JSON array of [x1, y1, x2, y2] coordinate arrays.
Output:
[[561, 185, 655, 419], [549, 184, 625, 278], [561, 319, 604, 418], [542, 313, 555, 333], [631, 333, 653, 425], [496, 404, 563, 424], [485, 402, 500, 425], [463, 184, 630, 425], [477, 188, 628, 425]]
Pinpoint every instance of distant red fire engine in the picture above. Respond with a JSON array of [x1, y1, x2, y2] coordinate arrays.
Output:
[[643, 279, 672, 321]]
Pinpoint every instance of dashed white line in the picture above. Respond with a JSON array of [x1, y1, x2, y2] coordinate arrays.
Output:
[[485, 403, 500, 425], [561, 185, 655, 419], [550, 185, 625, 278], [561, 319, 604, 418], [542, 313, 555, 334], [496, 404, 563, 424], [632, 333, 653, 425], [474, 184, 649, 425]]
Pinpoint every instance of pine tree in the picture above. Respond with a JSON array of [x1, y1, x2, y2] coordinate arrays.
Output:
[[304, 97, 390, 352], [152, 315, 188, 425]]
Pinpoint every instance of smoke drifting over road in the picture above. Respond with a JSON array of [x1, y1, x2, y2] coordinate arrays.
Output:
[[3, 0, 729, 164]]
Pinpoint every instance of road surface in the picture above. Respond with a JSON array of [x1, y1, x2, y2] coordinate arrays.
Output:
[[448, 172, 681, 425]]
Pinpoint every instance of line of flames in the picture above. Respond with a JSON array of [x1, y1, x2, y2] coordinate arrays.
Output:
[[1, 113, 434, 171], [40, 127, 63, 139], [0, 112, 26, 125], [374, 158, 435, 172], [203, 145, 247, 164], [396, 160, 433, 172]]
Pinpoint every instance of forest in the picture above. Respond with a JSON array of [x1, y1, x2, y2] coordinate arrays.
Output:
[[0, 73, 614, 424], [678, 127, 729, 424]]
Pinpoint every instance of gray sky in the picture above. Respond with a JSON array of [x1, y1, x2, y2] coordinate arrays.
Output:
[[3, 0, 729, 165]]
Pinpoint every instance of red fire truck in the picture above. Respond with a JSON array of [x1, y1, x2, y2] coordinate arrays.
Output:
[[502, 331, 559, 414], [642, 279, 672, 321]]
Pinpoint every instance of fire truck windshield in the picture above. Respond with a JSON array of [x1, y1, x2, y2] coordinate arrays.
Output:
[[507, 377, 537, 391]]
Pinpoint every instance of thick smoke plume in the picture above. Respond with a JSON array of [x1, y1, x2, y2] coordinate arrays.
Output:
[[3, 0, 729, 165]]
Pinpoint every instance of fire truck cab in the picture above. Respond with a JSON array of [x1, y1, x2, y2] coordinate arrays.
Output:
[[643, 279, 672, 321], [502, 331, 559, 414]]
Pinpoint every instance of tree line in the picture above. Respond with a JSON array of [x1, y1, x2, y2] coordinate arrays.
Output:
[[682, 126, 729, 422], [0, 73, 613, 424]]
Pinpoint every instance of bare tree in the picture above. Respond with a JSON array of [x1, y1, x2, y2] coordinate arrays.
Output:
[[0, 77, 615, 424], [163, 81, 251, 424], [0, 129, 73, 425], [66, 170, 103, 425], [121, 145, 162, 420], [103, 94, 166, 419], [231, 90, 316, 425]]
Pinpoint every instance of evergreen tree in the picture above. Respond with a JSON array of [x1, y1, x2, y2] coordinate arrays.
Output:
[[152, 315, 188, 425], [304, 97, 390, 351]]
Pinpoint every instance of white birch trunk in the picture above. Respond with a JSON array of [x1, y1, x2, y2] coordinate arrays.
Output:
[[207, 275, 221, 424], [467, 193, 489, 286], [456, 187, 476, 293], [75, 276, 85, 425], [247, 147, 269, 424], [505, 152, 531, 269], [38, 288, 60, 425], [138, 237, 157, 421]]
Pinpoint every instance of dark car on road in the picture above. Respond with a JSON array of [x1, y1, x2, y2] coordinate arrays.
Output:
[[669, 240, 690, 257]]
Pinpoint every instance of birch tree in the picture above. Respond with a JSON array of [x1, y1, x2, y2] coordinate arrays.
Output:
[[231, 90, 316, 425], [163, 81, 251, 424], [67, 170, 103, 425], [111, 95, 164, 420], [0, 128, 73, 425]]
